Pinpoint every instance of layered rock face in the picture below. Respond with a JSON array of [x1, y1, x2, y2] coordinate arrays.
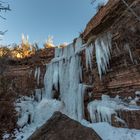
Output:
[[82, 0, 140, 129], [83, 0, 140, 98], [112, 110, 140, 129], [28, 112, 101, 140]]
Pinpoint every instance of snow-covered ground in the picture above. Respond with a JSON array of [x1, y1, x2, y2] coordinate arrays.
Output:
[[13, 97, 64, 140], [5, 95, 139, 140], [82, 120, 140, 140]]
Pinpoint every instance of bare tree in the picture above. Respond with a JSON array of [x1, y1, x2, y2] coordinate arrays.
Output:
[[90, 0, 96, 5], [0, 1, 10, 35]]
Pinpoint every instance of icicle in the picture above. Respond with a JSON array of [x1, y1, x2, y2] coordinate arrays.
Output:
[[124, 43, 134, 63], [37, 67, 40, 85], [87, 100, 99, 123], [44, 64, 54, 99], [75, 37, 83, 52], [87, 95, 127, 124], [34, 67, 40, 86], [77, 84, 85, 121], [34, 67, 38, 79], [95, 32, 112, 79], [34, 89, 42, 102], [85, 43, 94, 70], [67, 43, 75, 58], [55, 47, 60, 58], [52, 62, 59, 90]]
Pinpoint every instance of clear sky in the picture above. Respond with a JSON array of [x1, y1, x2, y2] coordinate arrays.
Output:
[[0, 0, 106, 47]]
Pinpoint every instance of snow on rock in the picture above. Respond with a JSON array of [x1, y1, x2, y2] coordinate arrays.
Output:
[[135, 91, 140, 96]]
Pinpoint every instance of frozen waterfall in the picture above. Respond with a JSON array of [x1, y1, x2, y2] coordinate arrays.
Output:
[[44, 37, 85, 121]]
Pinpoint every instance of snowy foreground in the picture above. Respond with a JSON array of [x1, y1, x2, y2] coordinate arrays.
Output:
[[82, 121, 140, 140], [3, 96, 139, 140]]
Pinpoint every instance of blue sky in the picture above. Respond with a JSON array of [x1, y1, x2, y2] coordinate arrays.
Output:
[[0, 0, 104, 47]]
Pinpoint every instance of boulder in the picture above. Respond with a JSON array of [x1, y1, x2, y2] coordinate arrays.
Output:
[[28, 112, 101, 140]]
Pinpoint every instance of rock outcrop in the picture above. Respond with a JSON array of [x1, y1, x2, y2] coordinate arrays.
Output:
[[82, 0, 140, 129], [82, 0, 140, 98], [28, 112, 101, 140], [112, 109, 140, 129]]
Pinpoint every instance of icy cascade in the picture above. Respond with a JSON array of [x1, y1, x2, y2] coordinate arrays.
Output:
[[84, 32, 112, 78], [87, 95, 117, 124], [87, 95, 140, 124], [95, 32, 112, 79], [44, 37, 85, 121]]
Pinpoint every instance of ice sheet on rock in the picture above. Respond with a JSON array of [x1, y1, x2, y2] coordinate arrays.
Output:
[[88, 95, 140, 124], [88, 95, 122, 124]]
